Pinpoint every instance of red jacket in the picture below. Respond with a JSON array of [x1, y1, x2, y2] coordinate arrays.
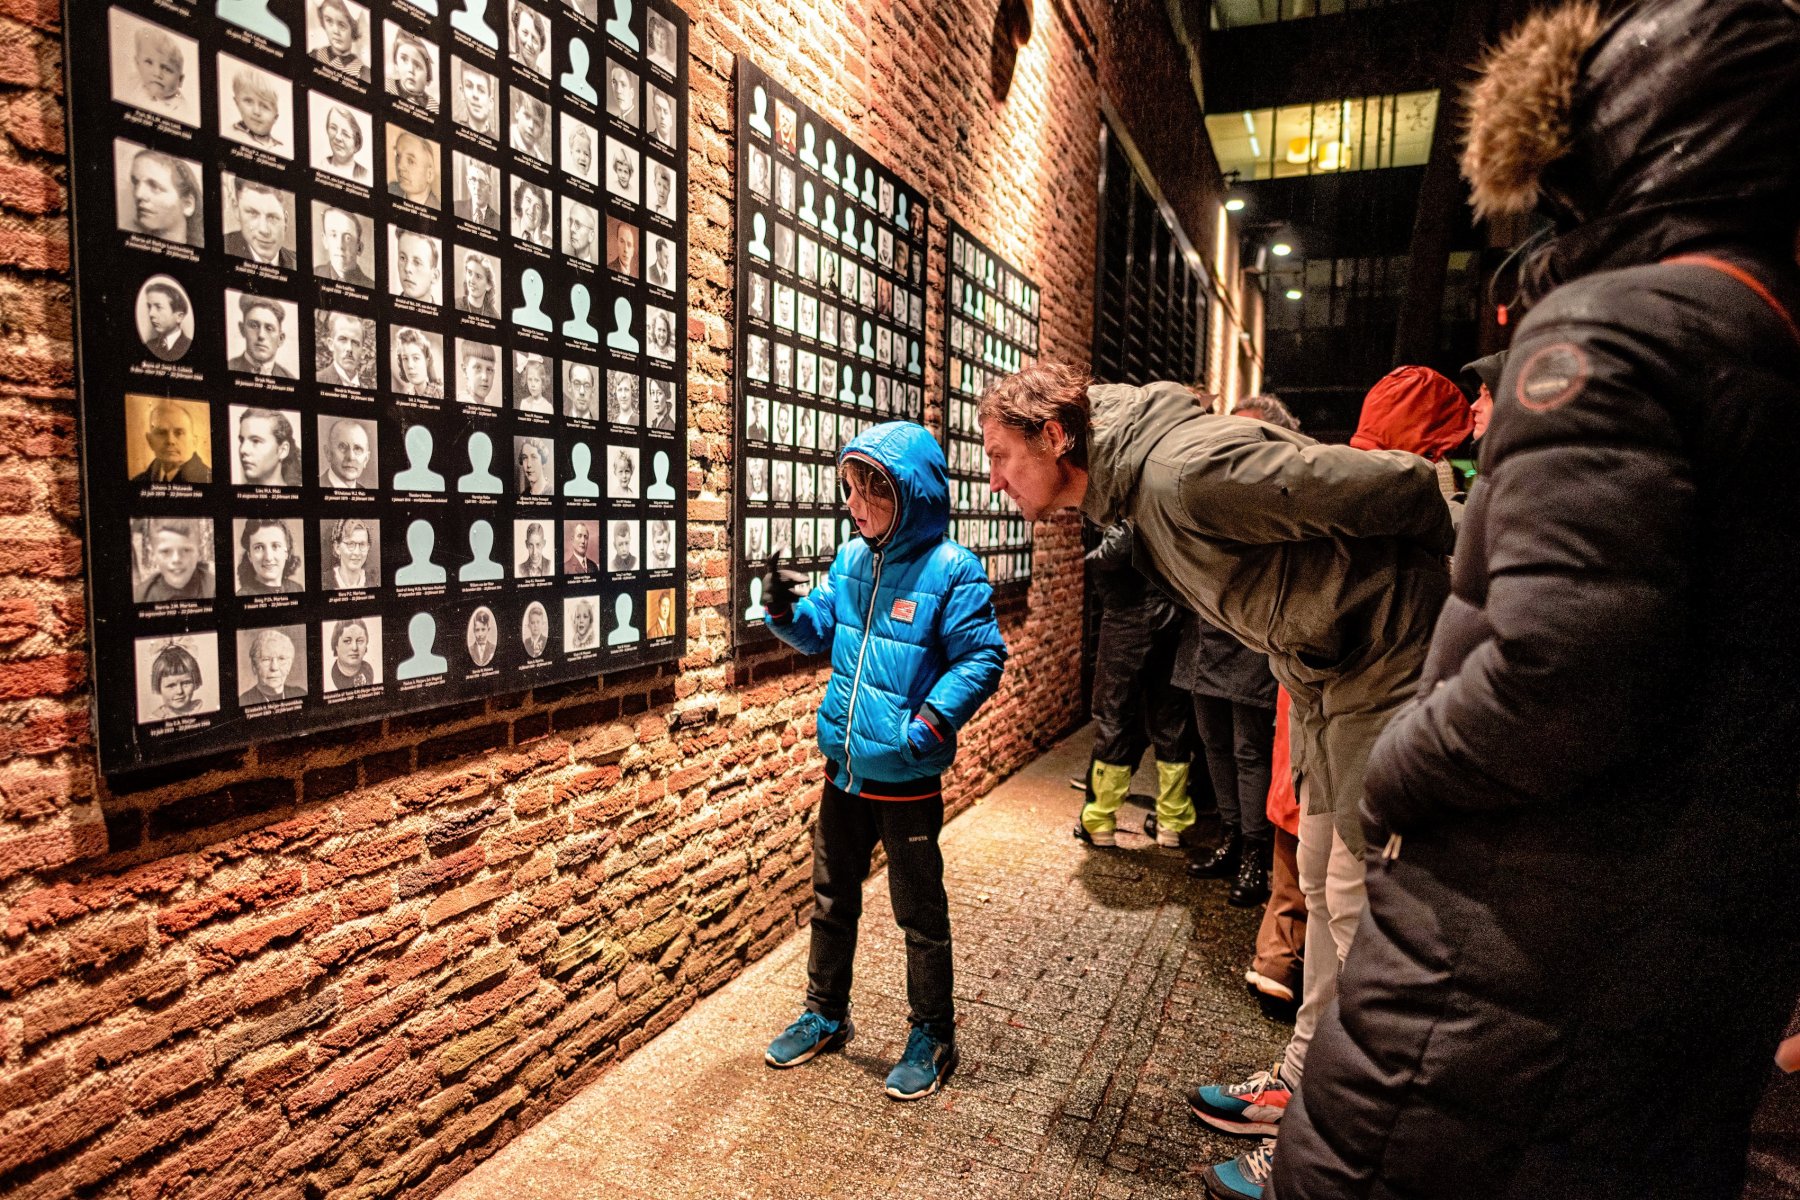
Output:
[[1348, 365, 1472, 462]]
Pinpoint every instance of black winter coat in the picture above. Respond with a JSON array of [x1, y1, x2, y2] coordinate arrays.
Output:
[[1273, 3, 1800, 1197]]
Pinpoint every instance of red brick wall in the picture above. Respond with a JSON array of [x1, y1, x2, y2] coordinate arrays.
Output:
[[0, 1, 1212, 1196]]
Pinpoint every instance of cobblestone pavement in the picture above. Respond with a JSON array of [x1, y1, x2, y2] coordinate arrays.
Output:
[[443, 728, 1291, 1200]]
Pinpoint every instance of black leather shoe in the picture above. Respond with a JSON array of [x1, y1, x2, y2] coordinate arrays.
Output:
[[1187, 830, 1240, 879], [1228, 849, 1270, 908]]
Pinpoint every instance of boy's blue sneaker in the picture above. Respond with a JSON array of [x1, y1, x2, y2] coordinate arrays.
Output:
[[1202, 1137, 1277, 1199], [765, 1010, 853, 1068], [884, 1024, 958, 1100]]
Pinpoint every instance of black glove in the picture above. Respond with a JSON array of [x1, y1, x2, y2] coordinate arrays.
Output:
[[762, 552, 809, 620]]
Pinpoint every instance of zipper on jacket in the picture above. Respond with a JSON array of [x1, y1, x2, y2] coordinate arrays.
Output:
[[1381, 831, 1403, 865], [841, 549, 885, 794]]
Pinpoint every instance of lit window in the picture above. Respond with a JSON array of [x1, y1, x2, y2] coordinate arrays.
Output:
[[1204, 91, 1438, 181]]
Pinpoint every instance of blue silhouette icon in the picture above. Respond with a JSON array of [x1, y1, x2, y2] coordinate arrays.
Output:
[[217, 0, 290, 45], [822, 195, 837, 242], [647, 449, 676, 500], [799, 123, 819, 169], [838, 370, 856, 406], [908, 339, 921, 375], [861, 217, 876, 258], [511, 269, 553, 331], [859, 369, 873, 408], [607, 593, 640, 645], [862, 167, 877, 207], [459, 520, 504, 581], [451, 0, 498, 47], [800, 180, 818, 226], [396, 519, 447, 585], [457, 431, 503, 494], [748, 212, 771, 261], [895, 193, 908, 229], [604, 0, 638, 49], [605, 297, 639, 352], [396, 613, 448, 680], [394, 426, 446, 491], [564, 443, 600, 496], [842, 152, 858, 197], [749, 85, 771, 137], [563, 284, 600, 342], [561, 37, 598, 103], [822, 138, 839, 183], [859, 319, 874, 357], [743, 575, 765, 622]]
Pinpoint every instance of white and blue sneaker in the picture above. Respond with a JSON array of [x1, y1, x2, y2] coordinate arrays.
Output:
[[883, 1025, 958, 1100], [765, 1010, 853, 1068], [1203, 1137, 1277, 1199]]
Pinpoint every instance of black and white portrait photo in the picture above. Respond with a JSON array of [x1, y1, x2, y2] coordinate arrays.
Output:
[[510, 87, 551, 161], [451, 57, 500, 138], [135, 275, 194, 362], [313, 203, 375, 286], [229, 404, 303, 488], [309, 94, 374, 183], [130, 517, 216, 603], [108, 10, 201, 127], [315, 311, 375, 388], [605, 60, 637, 126], [386, 124, 442, 208], [561, 112, 600, 186], [388, 226, 444, 305], [453, 151, 502, 230], [134, 633, 221, 723], [307, 0, 371, 81], [224, 291, 301, 379], [114, 140, 204, 247], [126, 394, 211, 483], [237, 624, 309, 706], [565, 198, 600, 264], [608, 445, 639, 499], [316, 414, 377, 488], [222, 175, 297, 268], [323, 616, 382, 690], [605, 136, 639, 204], [218, 55, 295, 158], [384, 20, 440, 114], [645, 10, 676, 75]]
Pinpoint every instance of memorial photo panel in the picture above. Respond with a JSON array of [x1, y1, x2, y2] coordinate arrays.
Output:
[[732, 59, 930, 638], [70, 0, 691, 773], [941, 221, 1038, 594]]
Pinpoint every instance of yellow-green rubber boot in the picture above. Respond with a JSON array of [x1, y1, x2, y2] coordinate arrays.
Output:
[[1153, 760, 1197, 847], [1078, 760, 1133, 847]]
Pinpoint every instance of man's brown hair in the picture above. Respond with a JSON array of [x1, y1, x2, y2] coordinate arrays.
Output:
[[979, 362, 1092, 469]]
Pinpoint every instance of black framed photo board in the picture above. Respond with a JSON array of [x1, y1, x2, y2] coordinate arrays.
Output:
[[942, 221, 1037, 593], [69, 0, 690, 774], [731, 58, 930, 639]]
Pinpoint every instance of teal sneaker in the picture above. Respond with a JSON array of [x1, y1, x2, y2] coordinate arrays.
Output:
[[765, 1010, 853, 1068], [883, 1025, 957, 1100], [1202, 1137, 1276, 1199]]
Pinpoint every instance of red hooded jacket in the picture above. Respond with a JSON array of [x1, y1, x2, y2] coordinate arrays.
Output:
[[1347, 365, 1473, 461]]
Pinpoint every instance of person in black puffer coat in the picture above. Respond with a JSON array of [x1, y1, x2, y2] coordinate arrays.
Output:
[[1270, 3, 1800, 1198]]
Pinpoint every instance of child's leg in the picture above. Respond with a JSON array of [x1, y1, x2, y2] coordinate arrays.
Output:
[[806, 779, 881, 1020], [875, 796, 953, 1038]]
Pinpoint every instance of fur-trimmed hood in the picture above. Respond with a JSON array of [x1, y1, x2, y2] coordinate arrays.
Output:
[[1462, 0, 1800, 296]]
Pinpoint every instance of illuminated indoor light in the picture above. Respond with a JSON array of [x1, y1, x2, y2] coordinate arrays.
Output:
[[1224, 197, 1246, 212], [1271, 241, 1293, 257], [1285, 288, 1303, 300]]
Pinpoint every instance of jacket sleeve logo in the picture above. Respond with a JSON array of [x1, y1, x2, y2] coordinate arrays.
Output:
[[890, 599, 916, 623], [1515, 343, 1590, 412]]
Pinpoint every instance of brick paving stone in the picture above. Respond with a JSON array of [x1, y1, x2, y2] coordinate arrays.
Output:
[[441, 727, 1292, 1200]]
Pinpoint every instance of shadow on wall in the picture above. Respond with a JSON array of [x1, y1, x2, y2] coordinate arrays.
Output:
[[990, 0, 1033, 101]]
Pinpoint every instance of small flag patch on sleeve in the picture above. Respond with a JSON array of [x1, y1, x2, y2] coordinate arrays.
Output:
[[890, 599, 916, 622]]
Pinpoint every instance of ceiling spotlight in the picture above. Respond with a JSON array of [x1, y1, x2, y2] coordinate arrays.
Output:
[[1224, 197, 1246, 212], [1271, 241, 1293, 257], [1285, 288, 1303, 300]]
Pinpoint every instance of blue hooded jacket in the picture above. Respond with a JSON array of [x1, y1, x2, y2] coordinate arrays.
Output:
[[770, 421, 1009, 795]]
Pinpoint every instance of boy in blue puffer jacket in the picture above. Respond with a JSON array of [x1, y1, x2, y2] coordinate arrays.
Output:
[[761, 420, 1008, 1100]]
